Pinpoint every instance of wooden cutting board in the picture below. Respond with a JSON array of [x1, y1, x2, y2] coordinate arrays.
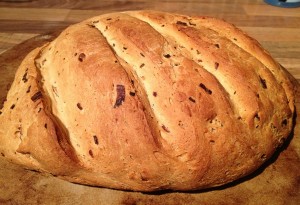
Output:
[[0, 34, 299, 205]]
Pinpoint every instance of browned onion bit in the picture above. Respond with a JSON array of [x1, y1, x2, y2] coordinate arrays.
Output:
[[31, 91, 42, 102], [114, 84, 125, 108], [199, 83, 212, 95]]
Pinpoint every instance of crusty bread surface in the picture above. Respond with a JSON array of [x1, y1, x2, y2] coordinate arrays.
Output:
[[0, 10, 295, 191]]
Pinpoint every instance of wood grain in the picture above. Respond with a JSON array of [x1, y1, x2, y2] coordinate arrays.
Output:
[[0, 0, 299, 204]]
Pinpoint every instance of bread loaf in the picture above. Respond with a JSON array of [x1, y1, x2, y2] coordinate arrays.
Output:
[[0, 10, 295, 191]]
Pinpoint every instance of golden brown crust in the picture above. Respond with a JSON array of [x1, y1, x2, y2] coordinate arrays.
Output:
[[0, 10, 295, 191], [0, 47, 80, 175]]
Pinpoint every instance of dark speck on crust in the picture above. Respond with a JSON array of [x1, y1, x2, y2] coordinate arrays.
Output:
[[215, 62, 219, 69], [77, 103, 83, 110], [199, 83, 212, 95], [26, 85, 31, 93], [31, 91, 42, 102], [163, 54, 171, 58], [22, 72, 28, 83], [89, 150, 94, 158], [162, 125, 170, 133], [93, 135, 99, 145], [259, 76, 267, 89], [114, 85, 125, 108], [78, 53, 86, 62], [189, 97, 196, 103], [10, 104, 15, 109]]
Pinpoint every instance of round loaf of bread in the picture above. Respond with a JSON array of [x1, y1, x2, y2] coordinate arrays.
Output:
[[0, 10, 295, 191]]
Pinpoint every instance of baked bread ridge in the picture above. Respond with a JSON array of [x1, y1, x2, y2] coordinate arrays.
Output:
[[0, 10, 295, 191]]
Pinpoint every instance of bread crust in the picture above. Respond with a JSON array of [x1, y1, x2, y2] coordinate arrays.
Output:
[[0, 10, 295, 191]]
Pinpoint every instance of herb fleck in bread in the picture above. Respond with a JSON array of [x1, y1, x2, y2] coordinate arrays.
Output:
[[0, 10, 295, 191]]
